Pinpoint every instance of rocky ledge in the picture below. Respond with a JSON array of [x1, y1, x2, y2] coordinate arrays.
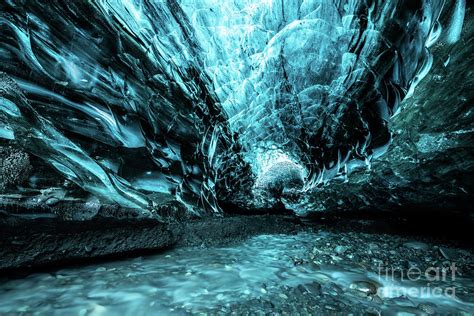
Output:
[[0, 213, 304, 274]]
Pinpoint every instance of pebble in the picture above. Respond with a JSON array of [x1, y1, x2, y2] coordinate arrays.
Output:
[[279, 294, 288, 300], [262, 301, 274, 309], [403, 241, 429, 250], [368, 243, 380, 250], [45, 197, 60, 206], [418, 303, 437, 314], [295, 284, 308, 295], [439, 247, 458, 260], [349, 281, 378, 295], [334, 245, 348, 254], [304, 282, 322, 295], [324, 282, 343, 296]]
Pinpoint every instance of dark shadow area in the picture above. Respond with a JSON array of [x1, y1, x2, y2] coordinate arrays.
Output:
[[302, 207, 474, 248]]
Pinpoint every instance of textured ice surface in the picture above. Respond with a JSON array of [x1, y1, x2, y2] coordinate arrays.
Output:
[[0, 1, 466, 214]]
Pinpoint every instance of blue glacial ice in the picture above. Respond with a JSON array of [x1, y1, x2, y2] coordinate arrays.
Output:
[[0, 0, 466, 214]]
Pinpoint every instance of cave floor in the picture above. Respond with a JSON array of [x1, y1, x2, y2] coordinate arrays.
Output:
[[0, 228, 473, 315]]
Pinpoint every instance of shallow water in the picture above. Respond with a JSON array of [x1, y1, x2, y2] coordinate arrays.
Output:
[[0, 232, 473, 315]]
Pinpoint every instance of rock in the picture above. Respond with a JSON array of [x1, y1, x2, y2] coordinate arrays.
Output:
[[325, 305, 337, 311], [368, 243, 380, 250], [278, 293, 288, 300], [304, 282, 322, 295], [324, 282, 343, 296], [349, 281, 378, 295], [439, 247, 459, 260], [417, 303, 437, 314], [293, 257, 305, 265], [262, 300, 274, 309], [0, 147, 31, 192], [45, 198, 60, 206], [403, 241, 429, 250], [334, 245, 348, 254]]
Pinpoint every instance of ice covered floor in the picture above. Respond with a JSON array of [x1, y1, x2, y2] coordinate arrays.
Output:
[[1, 231, 472, 315]]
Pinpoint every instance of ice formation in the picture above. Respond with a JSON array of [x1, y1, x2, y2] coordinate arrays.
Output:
[[0, 0, 466, 214]]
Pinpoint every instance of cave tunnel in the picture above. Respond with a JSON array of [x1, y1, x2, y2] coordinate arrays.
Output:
[[0, 0, 473, 314]]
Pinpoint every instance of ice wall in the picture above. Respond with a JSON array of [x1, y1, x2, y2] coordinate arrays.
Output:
[[0, 0, 466, 214]]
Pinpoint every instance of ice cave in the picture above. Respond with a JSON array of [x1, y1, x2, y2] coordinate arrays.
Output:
[[0, 0, 473, 314]]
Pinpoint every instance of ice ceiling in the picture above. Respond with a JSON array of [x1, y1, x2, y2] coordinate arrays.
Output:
[[0, 0, 466, 215]]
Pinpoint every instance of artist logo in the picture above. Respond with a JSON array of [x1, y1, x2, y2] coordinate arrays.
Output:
[[377, 262, 457, 298]]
